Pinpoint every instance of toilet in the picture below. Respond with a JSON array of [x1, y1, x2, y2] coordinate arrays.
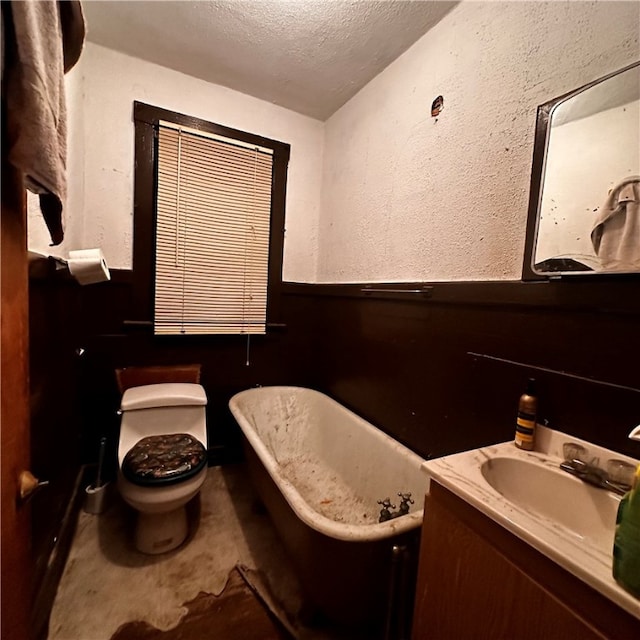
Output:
[[117, 382, 208, 554]]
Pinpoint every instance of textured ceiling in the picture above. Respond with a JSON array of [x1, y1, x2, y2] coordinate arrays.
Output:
[[82, 0, 458, 120]]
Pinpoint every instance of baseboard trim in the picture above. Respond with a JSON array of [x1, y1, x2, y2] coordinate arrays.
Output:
[[31, 464, 89, 640]]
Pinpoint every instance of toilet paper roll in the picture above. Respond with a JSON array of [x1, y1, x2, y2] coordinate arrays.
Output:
[[67, 248, 111, 285]]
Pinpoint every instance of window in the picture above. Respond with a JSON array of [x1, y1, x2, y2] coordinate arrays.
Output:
[[132, 102, 290, 334]]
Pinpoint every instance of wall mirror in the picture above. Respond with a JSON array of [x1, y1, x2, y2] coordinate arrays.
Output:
[[523, 61, 640, 279]]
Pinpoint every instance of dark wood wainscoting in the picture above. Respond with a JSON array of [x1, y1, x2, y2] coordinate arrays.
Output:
[[29, 257, 85, 638], [61, 273, 640, 468], [32, 268, 640, 481], [286, 280, 640, 460]]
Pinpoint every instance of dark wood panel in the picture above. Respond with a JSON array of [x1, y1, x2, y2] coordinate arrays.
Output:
[[300, 291, 639, 459], [413, 495, 604, 639], [283, 279, 640, 314], [63, 274, 640, 469], [27, 259, 86, 639], [28, 273, 83, 592]]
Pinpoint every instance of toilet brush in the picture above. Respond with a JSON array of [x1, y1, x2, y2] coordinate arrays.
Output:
[[84, 437, 109, 514], [94, 436, 106, 489]]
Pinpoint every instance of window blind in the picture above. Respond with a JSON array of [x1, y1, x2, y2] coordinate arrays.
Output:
[[154, 124, 274, 335]]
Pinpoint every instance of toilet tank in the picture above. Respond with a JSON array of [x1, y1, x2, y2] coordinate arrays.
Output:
[[119, 383, 208, 463]]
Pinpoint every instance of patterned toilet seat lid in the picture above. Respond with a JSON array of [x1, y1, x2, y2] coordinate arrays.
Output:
[[122, 433, 207, 486]]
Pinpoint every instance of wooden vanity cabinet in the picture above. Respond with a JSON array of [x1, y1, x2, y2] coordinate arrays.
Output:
[[412, 482, 640, 640]]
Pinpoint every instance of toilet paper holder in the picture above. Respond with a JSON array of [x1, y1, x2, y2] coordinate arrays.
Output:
[[50, 248, 111, 286], [67, 248, 111, 285]]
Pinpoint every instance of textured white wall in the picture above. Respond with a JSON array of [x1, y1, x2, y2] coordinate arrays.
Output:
[[319, 1, 640, 282], [27, 4, 640, 284], [29, 43, 324, 281]]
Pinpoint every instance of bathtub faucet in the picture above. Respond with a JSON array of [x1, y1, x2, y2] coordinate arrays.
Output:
[[377, 498, 396, 522], [377, 493, 414, 522], [397, 492, 414, 516]]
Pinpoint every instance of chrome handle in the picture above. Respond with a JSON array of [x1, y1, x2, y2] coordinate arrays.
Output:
[[362, 287, 432, 297], [562, 442, 587, 462], [18, 470, 49, 502]]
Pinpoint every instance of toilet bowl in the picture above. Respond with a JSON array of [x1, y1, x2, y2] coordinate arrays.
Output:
[[117, 383, 208, 554]]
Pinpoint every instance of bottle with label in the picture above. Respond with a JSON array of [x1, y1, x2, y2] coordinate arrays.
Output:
[[514, 378, 537, 451], [613, 464, 640, 598]]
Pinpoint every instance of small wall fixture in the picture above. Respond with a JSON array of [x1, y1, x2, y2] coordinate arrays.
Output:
[[431, 95, 444, 118]]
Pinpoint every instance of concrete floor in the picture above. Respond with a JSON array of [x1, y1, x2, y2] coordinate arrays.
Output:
[[47, 465, 342, 640]]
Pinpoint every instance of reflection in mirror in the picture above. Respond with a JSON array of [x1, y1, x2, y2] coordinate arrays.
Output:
[[530, 62, 640, 276]]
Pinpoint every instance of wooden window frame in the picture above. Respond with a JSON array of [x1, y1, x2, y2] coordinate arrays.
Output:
[[132, 101, 290, 330]]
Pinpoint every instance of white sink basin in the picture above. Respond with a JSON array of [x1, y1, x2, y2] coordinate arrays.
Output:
[[480, 456, 620, 552]]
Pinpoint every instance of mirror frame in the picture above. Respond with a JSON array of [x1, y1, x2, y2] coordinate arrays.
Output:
[[522, 61, 640, 281]]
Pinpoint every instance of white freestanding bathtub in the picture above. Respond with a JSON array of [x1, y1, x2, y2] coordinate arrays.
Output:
[[229, 386, 428, 633]]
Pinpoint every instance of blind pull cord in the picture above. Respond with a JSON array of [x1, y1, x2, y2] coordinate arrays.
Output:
[[175, 131, 182, 268], [246, 334, 251, 367], [177, 130, 187, 334]]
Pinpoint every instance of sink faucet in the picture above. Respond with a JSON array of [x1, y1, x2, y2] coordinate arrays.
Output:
[[560, 443, 634, 497]]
